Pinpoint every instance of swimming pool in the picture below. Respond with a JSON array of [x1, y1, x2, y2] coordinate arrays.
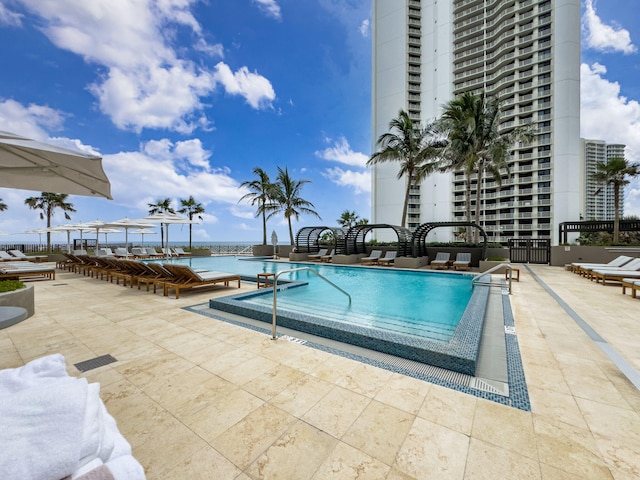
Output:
[[163, 256, 490, 375]]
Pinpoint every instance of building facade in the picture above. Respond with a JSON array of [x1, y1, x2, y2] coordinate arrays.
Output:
[[581, 139, 626, 221], [372, 0, 581, 244]]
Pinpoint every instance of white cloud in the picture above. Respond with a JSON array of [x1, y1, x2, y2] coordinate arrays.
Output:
[[581, 62, 640, 216], [213, 62, 275, 110], [13, 0, 273, 133], [582, 0, 636, 54], [0, 99, 66, 140], [323, 167, 371, 194], [0, 4, 23, 26], [359, 19, 370, 38], [253, 0, 282, 21], [315, 136, 368, 167]]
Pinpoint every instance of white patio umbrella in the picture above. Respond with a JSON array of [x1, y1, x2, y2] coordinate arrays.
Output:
[[0, 131, 111, 199], [102, 217, 155, 257], [74, 219, 107, 252], [51, 223, 85, 253], [141, 212, 196, 258], [129, 228, 156, 248]]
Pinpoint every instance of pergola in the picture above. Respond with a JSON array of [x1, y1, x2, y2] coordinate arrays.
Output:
[[294, 226, 347, 254], [343, 224, 413, 256], [558, 220, 640, 244], [411, 222, 488, 259]]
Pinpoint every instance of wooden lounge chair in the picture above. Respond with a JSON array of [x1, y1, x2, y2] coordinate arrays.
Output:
[[377, 251, 397, 266], [622, 278, 640, 298], [452, 252, 472, 271], [320, 251, 335, 263], [591, 259, 640, 285], [161, 264, 241, 299], [573, 255, 633, 276], [360, 250, 382, 265], [8, 250, 49, 262], [430, 252, 451, 269], [308, 249, 329, 261], [0, 263, 55, 281]]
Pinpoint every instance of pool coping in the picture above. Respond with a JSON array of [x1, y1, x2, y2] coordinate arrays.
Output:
[[208, 273, 489, 376]]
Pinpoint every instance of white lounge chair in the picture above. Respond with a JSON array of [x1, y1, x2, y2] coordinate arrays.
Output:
[[361, 250, 382, 265], [571, 255, 633, 275], [452, 252, 472, 271], [0, 251, 16, 261], [377, 251, 397, 266], [8, 250, 49, 262], [308, 249, 329, 261], [114, 248, 130, 257], [172, 247, 192, 257], [430, 252, 451, 269]]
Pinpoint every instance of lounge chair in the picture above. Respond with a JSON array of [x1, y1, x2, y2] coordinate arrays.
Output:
[[144, 248, 163, 257], [8, 250, 49, 262], [0, 263, 55, 280], [591, 258, 640, 285], [571, 255, 633, 276], [360, 250, 382, 265], [377, 251, 397, 266], [96, 248, 115, 257], [622, 278, 640, 298], [172, 247, 192, 257], [114, 248, 131, 257], [0, 251, 17, 261], [308, 249, 329, 261], [320, 251, 336, 263], [131, 247, 148, 258], [161, 264, 241, 299], [452, 252, 472, 271], [430, 252, 451, 269]]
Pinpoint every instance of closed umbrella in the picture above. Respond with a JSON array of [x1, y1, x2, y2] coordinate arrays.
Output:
[[0, 131, 111, 199]]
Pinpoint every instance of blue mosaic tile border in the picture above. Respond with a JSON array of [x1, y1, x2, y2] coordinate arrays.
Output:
[[208, 277, 489, 376], [185, 284, 531, 411]]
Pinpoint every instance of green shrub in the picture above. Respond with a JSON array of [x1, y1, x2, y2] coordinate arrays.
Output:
[[0, 280, 25, 293]]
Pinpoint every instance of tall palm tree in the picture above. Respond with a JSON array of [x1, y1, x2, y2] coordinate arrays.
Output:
[[25, 192, 76, 251], [337, 210, 359, 229], [148, 198, 175, 249], [591, 157, 640, 243], [0, 199, 7, 212], [178, 195, 205, 250], [438, 92, 534, 242], [368, 110, 441, 228], [272, 166, 321, 245], [239, 167, 278, 245]]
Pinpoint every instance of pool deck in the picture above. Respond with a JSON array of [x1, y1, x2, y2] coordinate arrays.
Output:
[[1, 263, 639, 479]]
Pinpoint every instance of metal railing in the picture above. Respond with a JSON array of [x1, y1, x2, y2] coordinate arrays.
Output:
[[271, 267, 351, 339], [472, 262, 516, 294]]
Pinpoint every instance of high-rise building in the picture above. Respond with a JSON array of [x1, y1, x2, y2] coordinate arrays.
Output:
[[372, 0, 581, 244], [581, 139, 626, 221]]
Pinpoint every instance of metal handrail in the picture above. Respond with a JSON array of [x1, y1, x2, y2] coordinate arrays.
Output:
[[271, 267, 351, 339], [472, 262, 516, 294]]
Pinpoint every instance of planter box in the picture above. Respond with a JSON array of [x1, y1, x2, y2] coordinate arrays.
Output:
[[0, 284, 35, 318], [395, 256, 429, 269]]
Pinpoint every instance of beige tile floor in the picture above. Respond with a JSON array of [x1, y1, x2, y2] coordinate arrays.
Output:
[[1, 263, 640, 479]]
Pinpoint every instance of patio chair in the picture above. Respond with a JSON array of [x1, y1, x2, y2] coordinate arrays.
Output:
[[360, 250, 382, 265], [8, 250, 49, 262], [430, 252, 451, 269], [308, 249, 329, 261], [161, 264, 241, 299], [320, 251, 336, 263], [143, 247, 163, 257], [621, 278, 640, 298], [0, 251, 17, 261], [0, 263, 56, 281], [96, 247, 115, 257], [591, 258, 640, 285], [452, 252, 472, 271], [377, 251, 397, 266], [571, 255, 633, 276], [172, 247, 192, 257]]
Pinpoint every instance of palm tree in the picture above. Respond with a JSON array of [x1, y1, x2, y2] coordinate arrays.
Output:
[[591, 157, 640, 243], [438, 92, 534, 242], [272, 166, 321, 245], [178, 195, 205, 250], [239, 167, 278, 245], [0, 199, 7, 212], [148, 198, 175, 250], [368, 110, 441, 228], [25, 192, 76, 251], [337, 210, 359, 229]]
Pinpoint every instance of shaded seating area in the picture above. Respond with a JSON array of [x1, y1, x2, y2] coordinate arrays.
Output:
[[430, 252, 451, 269]]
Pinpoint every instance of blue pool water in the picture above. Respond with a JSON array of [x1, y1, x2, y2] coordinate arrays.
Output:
[[163, 256, 474, 342]]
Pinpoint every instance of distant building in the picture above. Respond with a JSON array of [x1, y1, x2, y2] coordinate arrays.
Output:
[[581, 139, 626, 221], [372, 0, 581, 244]]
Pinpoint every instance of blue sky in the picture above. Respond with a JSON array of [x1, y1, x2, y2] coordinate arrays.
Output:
[[0, 0, 639, 245]]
